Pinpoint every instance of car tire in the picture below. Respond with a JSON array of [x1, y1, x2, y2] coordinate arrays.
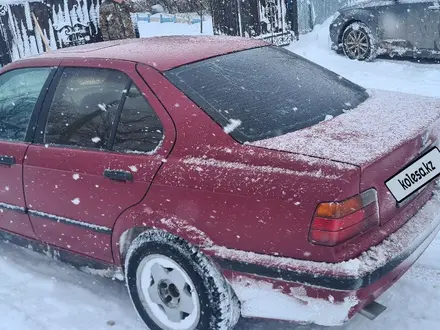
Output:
[[342, 22, 377, 61], [125, 229, 240, 330]]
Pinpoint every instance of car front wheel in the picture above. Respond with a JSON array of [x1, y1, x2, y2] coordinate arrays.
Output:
[[125, 230, 240, 330], [342, 22, 377, 61]]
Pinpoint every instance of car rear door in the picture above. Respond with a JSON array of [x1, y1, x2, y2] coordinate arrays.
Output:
[[0, 65, 56, 239], [23, 59, 175, 263]]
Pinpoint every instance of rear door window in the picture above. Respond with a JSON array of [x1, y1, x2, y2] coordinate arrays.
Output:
[[44, 68, 130, 149], [113, 84, 164, 154], [165, 46, 368, 143]]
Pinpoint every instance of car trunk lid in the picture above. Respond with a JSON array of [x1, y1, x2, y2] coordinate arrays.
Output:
[[251, 89, 440, 225]]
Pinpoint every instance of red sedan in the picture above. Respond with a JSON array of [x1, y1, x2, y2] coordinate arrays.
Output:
[[1, 36, 440, 329]]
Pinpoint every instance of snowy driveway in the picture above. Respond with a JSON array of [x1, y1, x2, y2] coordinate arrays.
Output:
[[2, 21, 440, 330], [287, 20, 440, 99]]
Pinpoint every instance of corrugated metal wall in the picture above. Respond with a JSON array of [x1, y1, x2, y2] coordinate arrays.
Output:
[[297, 0, 358, 34]]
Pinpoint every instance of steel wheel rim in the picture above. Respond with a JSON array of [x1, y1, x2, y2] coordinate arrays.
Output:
[[136, 254, 201, 330], [345, 29, 369, 59]]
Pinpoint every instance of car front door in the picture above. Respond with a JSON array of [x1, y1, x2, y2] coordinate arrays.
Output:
[[23, 59, 175, 263], [403, 0, 440, 51], [0, 65, 55, 239]]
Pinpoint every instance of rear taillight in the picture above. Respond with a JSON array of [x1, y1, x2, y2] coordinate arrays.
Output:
[[309, 189, 379, 246]]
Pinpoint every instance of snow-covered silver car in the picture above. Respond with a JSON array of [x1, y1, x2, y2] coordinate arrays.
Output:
[[330, 0, 440, 61]]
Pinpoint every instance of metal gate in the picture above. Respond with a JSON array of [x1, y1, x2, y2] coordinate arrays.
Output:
[[258, 0, 296, 45], [211, 0, 298, 46]]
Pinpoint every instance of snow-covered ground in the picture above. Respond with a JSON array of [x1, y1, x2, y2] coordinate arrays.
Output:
[[287, 18, 440, 98], [2, 17, 440, 330]]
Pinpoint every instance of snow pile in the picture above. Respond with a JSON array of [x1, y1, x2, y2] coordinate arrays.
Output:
[[151, 4, 165, 14], [251, 89, 440, 166], [232, 276, 358, 326]]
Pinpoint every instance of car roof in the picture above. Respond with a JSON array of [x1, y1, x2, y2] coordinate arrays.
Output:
[[35, 36, 269, 72]]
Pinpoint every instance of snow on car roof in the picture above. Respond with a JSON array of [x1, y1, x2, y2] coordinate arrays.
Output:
[[36, 36, 269, 71]]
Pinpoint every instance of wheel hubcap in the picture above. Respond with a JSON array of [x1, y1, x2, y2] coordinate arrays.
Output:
[[137, 255, 200, 330], [345, 29, 369, 59]]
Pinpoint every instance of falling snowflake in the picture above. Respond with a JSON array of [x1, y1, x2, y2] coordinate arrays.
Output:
[[72, 174, 80, 180], [223, 119, 242, 134], [91, 137, 101, 143], [71, 198, 80, 205], [98, 104, 107, 111], [129, 165, 138, 172]]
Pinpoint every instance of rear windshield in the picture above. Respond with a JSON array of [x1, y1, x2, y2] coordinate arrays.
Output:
[[165, 46, 368, 143]]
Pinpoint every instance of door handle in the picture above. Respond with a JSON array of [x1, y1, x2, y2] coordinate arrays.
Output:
[[428, 5, 440, 10], [103, 169, 133, 182], [0, 155, 16, 166]]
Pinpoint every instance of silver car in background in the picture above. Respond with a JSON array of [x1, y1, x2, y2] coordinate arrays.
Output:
[[330, 0, 440, 61]]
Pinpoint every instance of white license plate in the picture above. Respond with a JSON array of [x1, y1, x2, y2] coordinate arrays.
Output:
[[385, 147, 440, 203]]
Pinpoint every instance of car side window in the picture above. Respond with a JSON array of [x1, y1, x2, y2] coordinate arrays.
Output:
[[0, 67, 52, 141], [113, 84, 164, 153], [45, 68, 130, 149]]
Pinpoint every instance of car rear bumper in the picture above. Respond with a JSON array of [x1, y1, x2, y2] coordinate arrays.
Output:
[[206, 186, 440, 326]]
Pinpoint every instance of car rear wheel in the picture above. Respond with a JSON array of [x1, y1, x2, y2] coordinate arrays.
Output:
[[342, 22, 377, 61], [125, 230, 240, 330]]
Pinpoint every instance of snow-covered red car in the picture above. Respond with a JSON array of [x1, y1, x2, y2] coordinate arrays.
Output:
[[1, 36, 440, 329]]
